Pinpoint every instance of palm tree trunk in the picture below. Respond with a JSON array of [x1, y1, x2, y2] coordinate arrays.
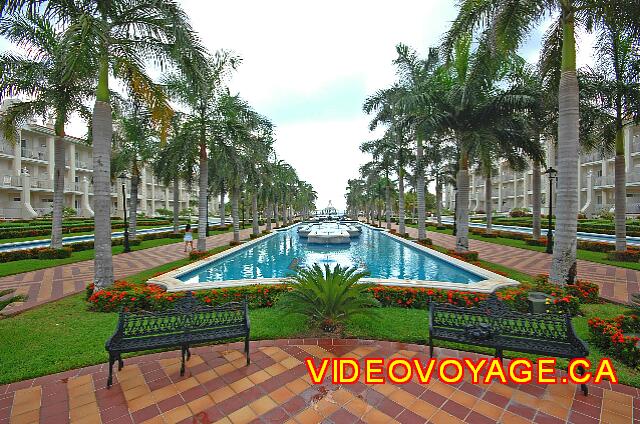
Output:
[[219, 184, 226, 227], [252, 191, 259, 236], [398, 167, 405, 235], [485, 171, 492, 234], [283, 199, 288, 226], [266, 200, 272, 231], [614, 128, 626, 251], [50, 127, 65, 249], [435, 177, 442, 225], [129, 171, 139, 240], [231, 184, 240, 243], [172, 179, 179, 234], [197, 142, 208, 251], [92, 97, 114, 289], [455, 152, 470, 253], [532, 161, 541, 240], [385, 180, 391, 229], [274, 202, 279, 228], [550, 11, 579, 285], [416, 138, 426, 240]]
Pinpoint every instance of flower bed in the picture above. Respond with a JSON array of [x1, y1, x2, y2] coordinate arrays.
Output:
[[606, 250, 640, 263], [588, 315, 640, 368]]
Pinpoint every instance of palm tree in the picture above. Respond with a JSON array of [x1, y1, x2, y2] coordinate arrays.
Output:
[[0, 11, 93, 249], [445, 0, 640, 282], [580, 22, 640, 252], [112, 98, 158, 239], [165, 51, 239, 251], [7, 0, 206, 289], [154, 116, 196, 234]]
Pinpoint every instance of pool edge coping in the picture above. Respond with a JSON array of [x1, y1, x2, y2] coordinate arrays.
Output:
[[147, 221, 520, 294]]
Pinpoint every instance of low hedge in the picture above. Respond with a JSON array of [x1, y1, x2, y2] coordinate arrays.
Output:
[[589, 315, 640, 369], [37, 247, 72, 259], [606, 250, 640, 262]]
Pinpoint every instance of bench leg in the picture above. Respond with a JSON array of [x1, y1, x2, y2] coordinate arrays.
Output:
[[117, 354, 124, 371], [495, 349, 503, 364], [180, 346, 187, 377], [107, 353, 116, 389], [245, 336, 250, 366], [429, 335, 434, 357], [577, 365, 588, 396], [186, 347, 191, 361]]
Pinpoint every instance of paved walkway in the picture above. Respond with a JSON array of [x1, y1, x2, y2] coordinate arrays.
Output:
[[0, 339, 636, 424], [397, 223, 639, 304], [0, 228, 258, 316]]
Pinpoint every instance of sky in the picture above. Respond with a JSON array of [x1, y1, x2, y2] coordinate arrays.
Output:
[[0, 1, 596, 212]]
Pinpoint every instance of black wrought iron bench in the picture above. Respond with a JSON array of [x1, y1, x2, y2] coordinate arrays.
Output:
[[428, 293, 590, 395], [105, 292, 250, 388]]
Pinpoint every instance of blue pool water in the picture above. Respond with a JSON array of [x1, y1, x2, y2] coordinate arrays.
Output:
[[177, 224, 484, 285]]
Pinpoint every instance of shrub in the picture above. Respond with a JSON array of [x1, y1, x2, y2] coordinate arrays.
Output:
[[588, 315, 640, 368], [525, 237, 547, 246], [606, 250, 640, 262], [576, 240, 613, 252], [277, 264, 379, 332], [249, 233, 259, 239], [416, 238, 432, 246], [597, 210, 614, 221], [229, 240, 241, 247], [566, 280, 600, 304], [447, 250, 479, 262], [189, 250, 209, 261], [480, 232, 499, 238], [37, 247, 72, 259], [509, 208, 531, 218]]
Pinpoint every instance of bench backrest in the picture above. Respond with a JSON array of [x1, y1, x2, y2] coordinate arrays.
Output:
[[115, 292, 248, 341]]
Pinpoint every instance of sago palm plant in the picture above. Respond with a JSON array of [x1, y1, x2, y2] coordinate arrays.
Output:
[[278, 264, 380, 332]]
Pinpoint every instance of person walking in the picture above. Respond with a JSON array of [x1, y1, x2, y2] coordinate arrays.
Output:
[[184, 223, 194, 252]]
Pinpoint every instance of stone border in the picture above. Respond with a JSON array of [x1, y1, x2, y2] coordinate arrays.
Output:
[[148, 222, 519, 294]]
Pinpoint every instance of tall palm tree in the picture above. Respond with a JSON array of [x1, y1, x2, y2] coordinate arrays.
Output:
[[580, 21, 640, 252], [112, 98, 158, 240], [165, 51, 239, 251], [0, 11, 93, 249], [445, 0, 640, 282]]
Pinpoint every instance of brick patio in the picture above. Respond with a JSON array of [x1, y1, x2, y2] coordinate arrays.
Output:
[[395, 223, 640, 304], [0, 339, 636, 424], [0, 228, 259, 316]]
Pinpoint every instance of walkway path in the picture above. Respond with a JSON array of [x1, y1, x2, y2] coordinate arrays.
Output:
[[0, 339, 635, 423], [0, 228, 258, 316], [397, 223, 639, 304]]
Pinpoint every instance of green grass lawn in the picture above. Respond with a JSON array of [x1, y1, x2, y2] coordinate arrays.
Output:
[[0, 229, 231, 279], [414, 224, 640, 271]]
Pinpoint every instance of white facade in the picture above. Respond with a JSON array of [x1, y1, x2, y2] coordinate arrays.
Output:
[[0, 121, 216, 219], [444, 125, 640, 216]]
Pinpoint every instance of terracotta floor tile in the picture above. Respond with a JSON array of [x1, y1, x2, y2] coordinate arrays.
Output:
[[152, 385, 179, 402], [429, 381, 455, 399], [500, 411, 532, 424], [344, 397, 371, 418], [69, 391, 96, 409], [312, 397, 339, 417], [269, 386, 295, 405], [10, 409, 40, 424], [140, 417, 166, 424], [286, 379, 310, 395], [70, 414, 102, 424], [214, 363, 236, 377], [69, 402, 99, 422], [281, 357, 301, 370], [128, 392, 157, 412], [600, 409, 636, 424], [187, 395, 215, 415], [387, 390, 416, 409], [162, 405, 192, 424], [361, 408, 393, 424], [449, 389, 478, 409], [194, 370, 217, 384], [210, 386, 235, 403], [264, 363, 287, 377], [249, 396, 277, 416], [124, 384, 149, 402], [228, 405, 257, 424], [471, 399, 504, 420], [174, 378, 198, 393], [602, 399, 633, 418], [411, 398, 436, 420], [293, 407, 323, 424], [229, 378, 253, 394], [603, 390, 633, 407], [373, 384, 398, 397], [537, 399, 570, 420], [247, 370, 270, 385], [429, 410, 465, 424]]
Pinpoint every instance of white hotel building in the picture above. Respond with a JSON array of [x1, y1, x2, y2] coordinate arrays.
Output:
[[444, 125, 640, 217], [0, 110, 217, 220]]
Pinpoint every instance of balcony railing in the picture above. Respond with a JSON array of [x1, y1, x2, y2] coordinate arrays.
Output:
[[0, 143, 14, 156], [1, 175, 22, 187], [21, 148, 48, 161], [32, 179, 52, 190], [582, 152, 603, 163], [502, 189, 515, 197], [628, 171, 640, 184], [631, 138, 640, 154], [593, 175, 614, 187]]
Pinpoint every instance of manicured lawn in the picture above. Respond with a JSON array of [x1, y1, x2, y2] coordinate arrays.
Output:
[[0, 229, 231, 279], [418, 224, 640, 271]]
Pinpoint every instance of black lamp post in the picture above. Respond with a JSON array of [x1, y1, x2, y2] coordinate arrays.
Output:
[[544, 167, 557, 254], [118, 173, 130, 253], [241, 194, 245, 229]]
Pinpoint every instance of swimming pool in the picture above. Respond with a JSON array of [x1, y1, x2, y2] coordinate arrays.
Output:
[[149, 222, 518, 293]]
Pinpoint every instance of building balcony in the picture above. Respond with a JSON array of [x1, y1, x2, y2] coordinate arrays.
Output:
[[0, 143, 14, 156], [1, 175, 22, 188], [76, 160, 92, 170], [31, 179, 52, 190], [21, 148, 48, 162], [631, 138, 640, 155], [581, 152, 603, 164]]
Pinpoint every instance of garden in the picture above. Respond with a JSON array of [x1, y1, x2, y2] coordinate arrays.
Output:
[[1, 238, 639, 390]]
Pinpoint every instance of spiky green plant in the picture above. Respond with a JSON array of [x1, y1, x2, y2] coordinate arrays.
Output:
[[278, 264, 379, 332]]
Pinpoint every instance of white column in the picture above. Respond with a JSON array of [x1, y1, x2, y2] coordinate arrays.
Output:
[[20, 169, 37, 219], [13, 139, 21, 175], [150, 175, 156, 216], [523, 169, 528, 209], [497, 165, 503, 212], [140, 167, 148, 214], [164, 187, 169, 210], [79, 176, 94, 217], [46, 135, 55, 181]]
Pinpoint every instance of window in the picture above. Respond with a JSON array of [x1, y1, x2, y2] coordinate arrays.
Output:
[[597, 195, 602, 205], [13, 197, 20, 202]]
